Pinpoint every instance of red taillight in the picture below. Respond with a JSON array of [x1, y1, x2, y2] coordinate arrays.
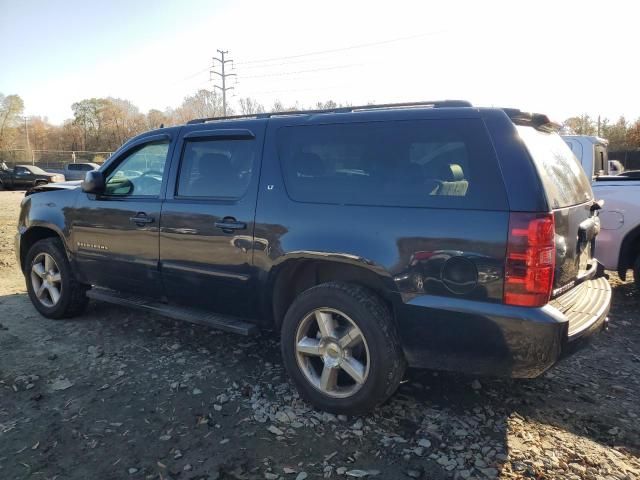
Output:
[[504, 212, 555, 307]]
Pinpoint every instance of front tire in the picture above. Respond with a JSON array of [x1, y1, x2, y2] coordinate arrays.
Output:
[[25, 238, 89, 319], [281, 282, 406, 414]]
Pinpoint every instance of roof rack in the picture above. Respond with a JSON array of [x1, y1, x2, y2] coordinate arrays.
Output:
[[186, 99, 473, 125]]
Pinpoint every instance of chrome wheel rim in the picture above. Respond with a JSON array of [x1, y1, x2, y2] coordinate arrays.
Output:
[[30, 253, 62, 307], [295, 308, 370, 399]]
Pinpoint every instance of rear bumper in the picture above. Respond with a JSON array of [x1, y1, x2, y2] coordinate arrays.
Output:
[[397, 273, 611, 378]]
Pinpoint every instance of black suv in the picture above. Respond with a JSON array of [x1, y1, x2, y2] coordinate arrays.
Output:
[[16, 101, 611, 413]]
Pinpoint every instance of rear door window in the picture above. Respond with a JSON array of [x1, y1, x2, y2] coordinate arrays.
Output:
[[517, 127, 593, 208], [277, 119, 508, 210], [177, 139, 256, 199]]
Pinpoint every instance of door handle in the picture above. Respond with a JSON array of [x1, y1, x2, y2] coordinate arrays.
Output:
[[129, 213, 155, 225], [215, 218, 247, 233]]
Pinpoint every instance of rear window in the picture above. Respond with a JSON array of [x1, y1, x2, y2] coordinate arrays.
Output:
[[277, 119, 508, 210], [517, 127, 593, 208]]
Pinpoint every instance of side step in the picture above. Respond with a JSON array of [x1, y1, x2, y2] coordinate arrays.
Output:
[[86, 288, 259, 336]]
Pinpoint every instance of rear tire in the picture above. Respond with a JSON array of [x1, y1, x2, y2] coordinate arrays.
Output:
[[25, 238, 89, 319], [281, 282, 406, 414]]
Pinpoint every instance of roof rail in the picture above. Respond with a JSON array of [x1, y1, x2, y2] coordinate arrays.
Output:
[[186, 99, 473, 125]]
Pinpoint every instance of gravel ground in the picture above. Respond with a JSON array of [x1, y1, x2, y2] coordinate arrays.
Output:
[[0, 190, 639, 480]]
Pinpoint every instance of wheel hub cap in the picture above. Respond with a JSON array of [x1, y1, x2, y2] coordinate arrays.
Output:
[[294, 308, 370, 399], [30, 253, 62, 308]]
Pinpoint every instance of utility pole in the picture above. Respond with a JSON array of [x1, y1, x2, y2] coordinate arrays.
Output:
[[24, 116, 34, 165], [211, 50, 236, 116]]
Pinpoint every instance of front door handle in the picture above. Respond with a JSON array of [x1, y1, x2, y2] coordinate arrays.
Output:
[[215, 218, 247, 233], [129, 212, 155, 226]]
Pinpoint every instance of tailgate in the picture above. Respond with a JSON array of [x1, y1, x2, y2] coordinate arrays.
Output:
[[552, 201, 600, 293]]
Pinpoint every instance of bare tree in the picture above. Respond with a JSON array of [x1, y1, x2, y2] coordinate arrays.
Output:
[[238, 97, 265, 115]]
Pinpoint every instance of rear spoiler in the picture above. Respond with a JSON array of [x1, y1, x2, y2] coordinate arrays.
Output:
[[502, 108, 560, 132]]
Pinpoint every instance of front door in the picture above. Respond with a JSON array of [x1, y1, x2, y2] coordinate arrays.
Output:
[[159, 125, 264, 317], [72, 136, 173, 297]]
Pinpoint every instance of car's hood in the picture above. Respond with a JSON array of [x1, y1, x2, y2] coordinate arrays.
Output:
[[26, 180, 82, 195]]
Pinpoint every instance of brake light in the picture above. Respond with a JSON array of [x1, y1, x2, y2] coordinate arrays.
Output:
[[504, 212, 555, 307]]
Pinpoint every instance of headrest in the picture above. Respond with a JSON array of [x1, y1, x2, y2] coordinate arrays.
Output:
[[448, 164, 464, 181]]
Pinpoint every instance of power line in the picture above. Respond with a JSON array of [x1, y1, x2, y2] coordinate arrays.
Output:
[[235, 30, 445, 66], [240, 63, 363, 80], [211, 50, 236, 116]]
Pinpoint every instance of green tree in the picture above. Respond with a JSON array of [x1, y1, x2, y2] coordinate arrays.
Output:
[[601, 116, 628, 150], [71, 98, 106, 150]]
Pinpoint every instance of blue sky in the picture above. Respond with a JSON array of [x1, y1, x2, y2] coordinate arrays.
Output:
[[1, 0, 639, 124]]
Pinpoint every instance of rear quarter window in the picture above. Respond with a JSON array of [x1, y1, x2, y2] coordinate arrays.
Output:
[[277, 118, 508, 210], [518, 127, 593, 208]]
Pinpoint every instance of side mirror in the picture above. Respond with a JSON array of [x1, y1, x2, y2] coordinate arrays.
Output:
[[82, 170, 105, 194]]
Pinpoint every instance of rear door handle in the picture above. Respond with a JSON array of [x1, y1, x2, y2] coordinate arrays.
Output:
[[129, 213, 155, 225], [215, 218, 247, 233]]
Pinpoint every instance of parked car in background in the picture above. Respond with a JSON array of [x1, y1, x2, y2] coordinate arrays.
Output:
[[593, 174, 640, 288], [53, 162, 100, 181], [562, 135, 609, 178], [0, 163, 65, 190], [16, 101, 611, 413], [564, 135, 640, 287]]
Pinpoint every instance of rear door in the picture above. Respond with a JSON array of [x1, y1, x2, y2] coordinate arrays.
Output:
[[159, 123, 266, 317], [517, 127, 600, 293]]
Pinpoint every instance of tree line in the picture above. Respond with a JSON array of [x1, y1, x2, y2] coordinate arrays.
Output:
[[1, 90, 639, 156], [563, 114, 640, 151]]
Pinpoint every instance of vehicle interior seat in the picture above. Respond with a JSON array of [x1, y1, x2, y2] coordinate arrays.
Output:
[[424, 160, 469, 196]]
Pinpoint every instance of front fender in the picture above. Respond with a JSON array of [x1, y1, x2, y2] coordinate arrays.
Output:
[[17, 189, 79, 268]]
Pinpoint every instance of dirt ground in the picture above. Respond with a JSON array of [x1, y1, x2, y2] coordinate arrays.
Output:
[[0, 190, 639, 480]]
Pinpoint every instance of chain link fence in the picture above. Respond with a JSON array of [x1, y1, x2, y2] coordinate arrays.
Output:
[[0, 149, 113, 171]]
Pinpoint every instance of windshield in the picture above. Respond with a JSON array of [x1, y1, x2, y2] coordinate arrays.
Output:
[[517, 127, 593, 209], [27, 165, 48, 175]]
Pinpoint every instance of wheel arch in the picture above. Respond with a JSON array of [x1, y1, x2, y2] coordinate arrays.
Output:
[[268, 255, 400, 331], [617, 224, 640, 279], [19, 225, 67, 273]]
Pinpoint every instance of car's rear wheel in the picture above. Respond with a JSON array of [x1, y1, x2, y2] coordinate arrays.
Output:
[[25, 238, 89, 319], [281, 282, 406, 414]]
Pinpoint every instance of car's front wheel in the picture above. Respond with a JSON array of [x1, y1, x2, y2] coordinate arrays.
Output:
[[281, 282, 406, 414], [25, 238, 89, 319]]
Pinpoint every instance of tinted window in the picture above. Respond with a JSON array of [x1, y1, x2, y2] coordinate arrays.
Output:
[[517, 127, 593, 208], [177, 139, 256, 198], [277, 119, 507, 210], [104, 142, 169, 197]]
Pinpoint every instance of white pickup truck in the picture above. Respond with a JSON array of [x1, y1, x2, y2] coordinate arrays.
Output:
[[562, 135, 640, 287]]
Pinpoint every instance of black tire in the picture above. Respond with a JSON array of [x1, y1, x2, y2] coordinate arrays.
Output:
[[634, 254, 640, 290], [35, 180, 47, 186], [25, 238, 89, 319], [281, 282, 406, 414]]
